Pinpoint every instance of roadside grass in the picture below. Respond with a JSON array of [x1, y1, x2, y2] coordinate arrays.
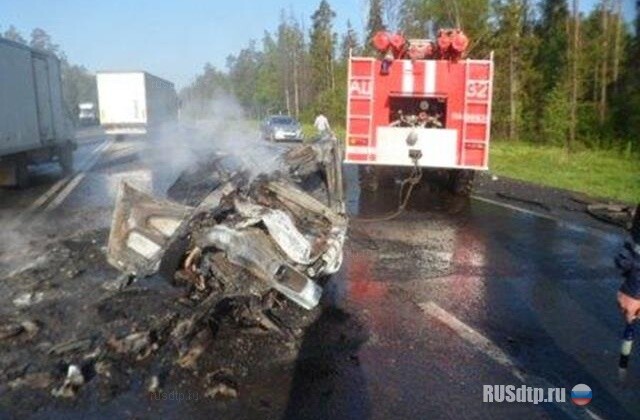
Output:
[[489, 141, 640, 203]]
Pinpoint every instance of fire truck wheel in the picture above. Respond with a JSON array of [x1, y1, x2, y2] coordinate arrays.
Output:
[[448, 170, 475, 196], [376, 167, 399, 188], [358, 165, 379, 191]]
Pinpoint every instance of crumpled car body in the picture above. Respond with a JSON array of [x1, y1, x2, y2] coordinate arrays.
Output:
[[107, 139, 346, 310]]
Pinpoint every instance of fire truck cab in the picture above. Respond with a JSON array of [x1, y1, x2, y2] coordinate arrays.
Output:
[[345, 31, 494, 195]]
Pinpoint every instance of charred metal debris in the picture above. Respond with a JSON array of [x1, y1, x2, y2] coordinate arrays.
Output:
[[101, 139, 344, 368], [1, 140, 347, 403], [107, 139, 345, 307]]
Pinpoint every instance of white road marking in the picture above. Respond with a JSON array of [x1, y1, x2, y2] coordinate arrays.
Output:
[[27, 176, 69, 212], [10, 138, 112, 226], [471, 194, 620, 242], [419, 301, 603, 420], [26, 138, 110, 213], [43, 138, 113, 211], [420, 301, 526, 381]]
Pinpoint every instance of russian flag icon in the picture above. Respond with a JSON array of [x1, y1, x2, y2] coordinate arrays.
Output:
[[571, 384, 592, 406]]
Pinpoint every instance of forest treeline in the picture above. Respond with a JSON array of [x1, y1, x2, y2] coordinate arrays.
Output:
[[182, 0, 639, 152], [3, 1, 638, 153]]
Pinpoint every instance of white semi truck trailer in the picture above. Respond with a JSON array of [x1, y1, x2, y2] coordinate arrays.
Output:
[[0, 38, 75, 187], [96, 71, 178, 138]]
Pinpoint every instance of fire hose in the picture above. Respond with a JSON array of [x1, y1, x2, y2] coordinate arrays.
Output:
[[353, 155, 423, 223]]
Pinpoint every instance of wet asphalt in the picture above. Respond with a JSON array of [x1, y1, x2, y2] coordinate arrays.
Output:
[[339, 180, 638, 419], [0, 128, 637, 419]]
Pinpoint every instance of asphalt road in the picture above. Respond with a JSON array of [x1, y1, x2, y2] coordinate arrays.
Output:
[[0, 127, 183, 223], [335, 173, 638, 419], [0, 127, 186, 277], [0, 128, 636, 419]]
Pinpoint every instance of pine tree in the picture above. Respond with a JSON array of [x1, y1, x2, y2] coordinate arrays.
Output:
[[366, 0, 386, 48], [608, 0, 640, 146], [227, 40, 267, 115], [399, 0, 491, 55], [309, 0, 337, 96], [536, 0, 569, 93], [568, 0, 580, 151], [30, 28, 61, 55], [3, 25, 27, 44], [340, 20, 359, 60], [534, 0, 570, 142], [491, 0, 528, 141], [276, 13, 306, 117]]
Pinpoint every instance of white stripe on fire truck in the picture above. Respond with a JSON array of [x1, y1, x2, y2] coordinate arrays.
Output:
[[402, 60, 414, 94], [347, 146, 372, 155], [425, 60, 436, 94]]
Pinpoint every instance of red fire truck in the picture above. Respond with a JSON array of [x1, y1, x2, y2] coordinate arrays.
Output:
[[345, 30, 494, 195]]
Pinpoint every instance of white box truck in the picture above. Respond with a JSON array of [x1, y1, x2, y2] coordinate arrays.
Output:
[[78, 102, 98, 126], [0, 38, 75, 187], [96, 71, 178, 138]]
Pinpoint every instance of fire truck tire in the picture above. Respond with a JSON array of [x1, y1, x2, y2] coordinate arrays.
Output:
[[448, 169, 475, 196], [358, 165, 379, 191], [371, 167, 396, 189]]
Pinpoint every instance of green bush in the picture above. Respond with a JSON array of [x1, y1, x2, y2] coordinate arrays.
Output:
[[541, 84, 570, 146]]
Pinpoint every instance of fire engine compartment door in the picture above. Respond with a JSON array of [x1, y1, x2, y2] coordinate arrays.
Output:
[[374, 127, 458, 168]]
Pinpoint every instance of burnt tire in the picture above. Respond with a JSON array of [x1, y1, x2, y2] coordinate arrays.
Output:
[[448, 169, 475, 196], [59, 143, 74, 176]]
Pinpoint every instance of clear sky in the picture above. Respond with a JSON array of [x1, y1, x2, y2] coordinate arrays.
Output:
[[0, 0, 634, 89]]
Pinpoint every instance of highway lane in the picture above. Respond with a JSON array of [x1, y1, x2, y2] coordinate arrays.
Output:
[[0, 133, 635, 418], [300, 168, 637, 419], [0, 127, 110, 220], [0, 127, 183, 277]]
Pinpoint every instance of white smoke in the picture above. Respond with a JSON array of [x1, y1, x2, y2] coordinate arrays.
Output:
[[0, 93, 286, 278], [140, 92, 287, 196]]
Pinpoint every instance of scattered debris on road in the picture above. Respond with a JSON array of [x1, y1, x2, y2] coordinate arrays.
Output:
[[0, 139, 346, 412], [585, 202, 636, 228], [475, 172, 636, 231], [51, 364, 85, 398]]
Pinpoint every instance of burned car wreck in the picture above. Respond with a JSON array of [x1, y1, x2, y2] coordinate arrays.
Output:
[[98, 139, 349, 379], [107, 138, 346, 311], [0, 139, 347, 409]]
